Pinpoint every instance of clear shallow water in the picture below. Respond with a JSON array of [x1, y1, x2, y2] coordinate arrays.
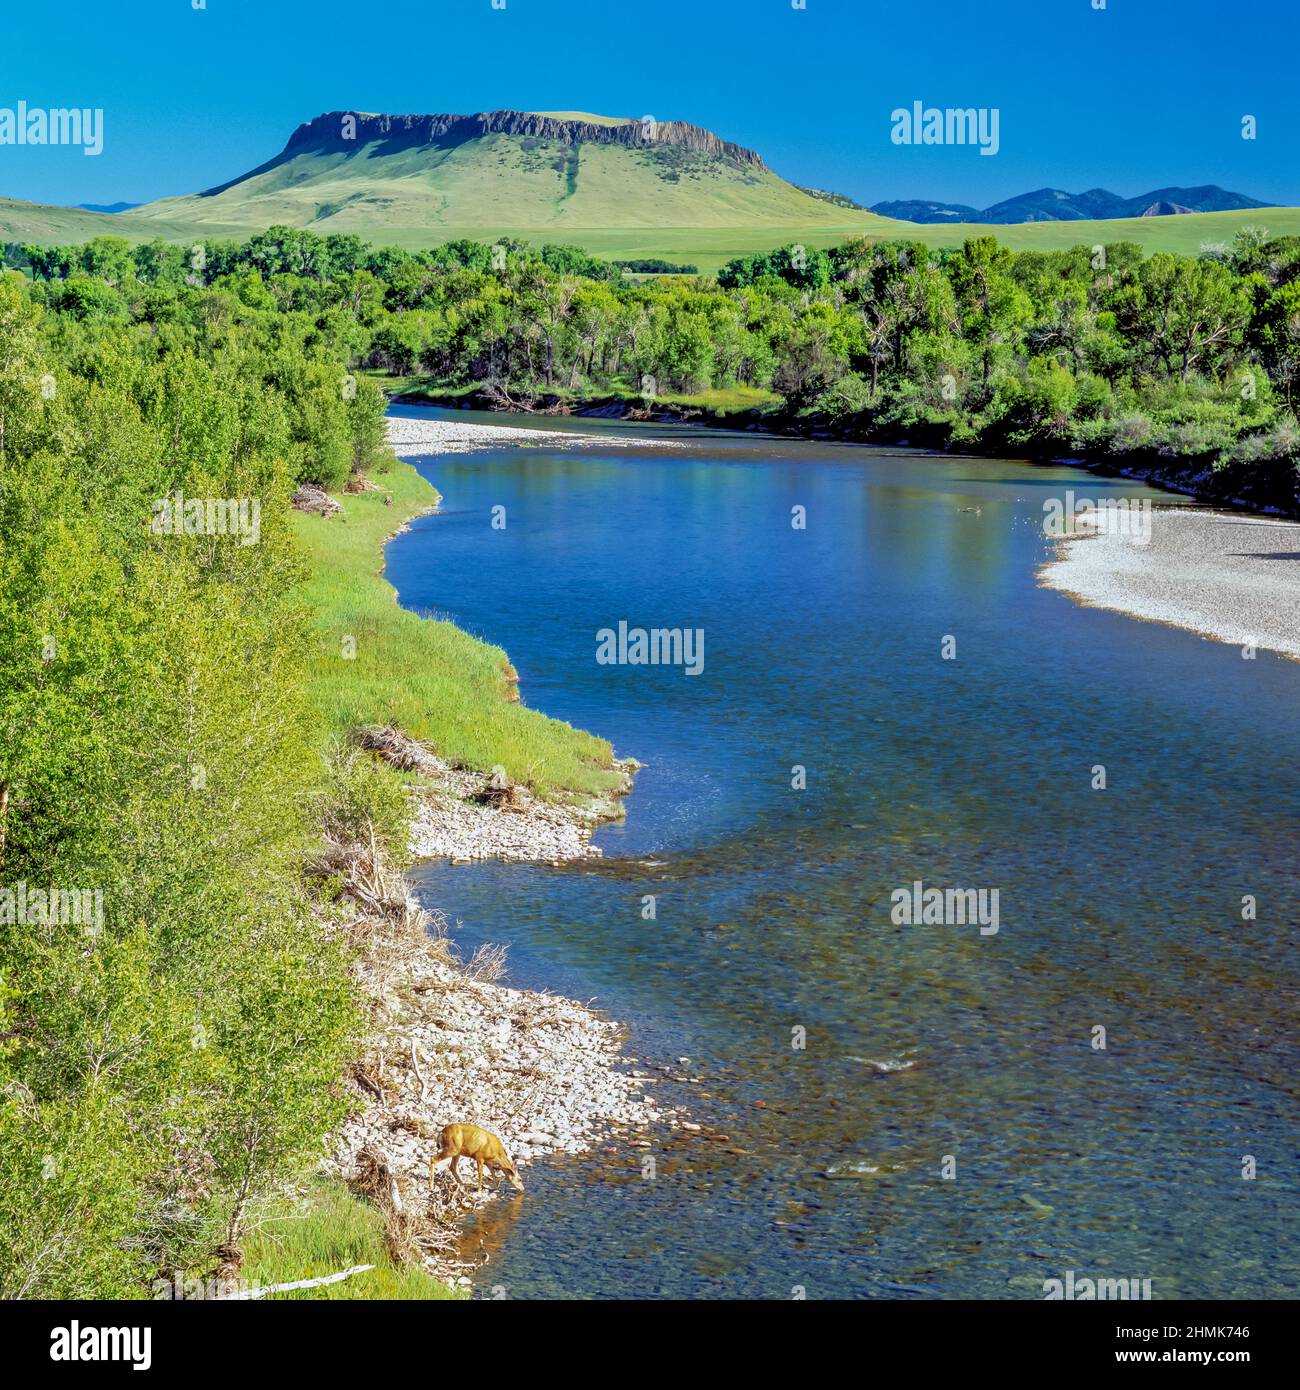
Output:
[[388, 405, 1300, 1300]]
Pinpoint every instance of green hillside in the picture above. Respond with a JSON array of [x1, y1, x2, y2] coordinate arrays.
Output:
[[124, 111, 887, 237], [3, 109, 1298, 272], [0, 195, 199, 244]]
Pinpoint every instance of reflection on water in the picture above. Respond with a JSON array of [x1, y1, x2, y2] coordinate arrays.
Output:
[[390, 407, 1300, 1300], [455, 1191, 526, 1277]]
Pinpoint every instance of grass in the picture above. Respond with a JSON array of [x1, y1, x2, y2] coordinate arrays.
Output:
[[7, 203, 1300, 278], [292, 453, 626, 801], [241, 1178, 465, 1300], [904, 207, 1300, 258], [452, 208, 1300, 274], [605, 383, 781, 414]]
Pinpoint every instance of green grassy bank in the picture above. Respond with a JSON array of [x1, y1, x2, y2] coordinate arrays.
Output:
[[377, 372, 782, 422], [241, 1180, 465, 1301], [292, 452, 626, 801]]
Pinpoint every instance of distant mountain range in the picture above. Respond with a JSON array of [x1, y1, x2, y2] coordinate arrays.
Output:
[[1, 114, 1293, 273], [872, 185, 1270, 224]]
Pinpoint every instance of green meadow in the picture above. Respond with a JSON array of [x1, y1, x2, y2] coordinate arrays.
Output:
[[445, 207, 1300, 274], [9, 202, 1300, 276]]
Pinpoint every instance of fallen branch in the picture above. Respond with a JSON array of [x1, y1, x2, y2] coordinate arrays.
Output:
[[217, 1264, 375, 1300], [411, 1040, 431, 1107]]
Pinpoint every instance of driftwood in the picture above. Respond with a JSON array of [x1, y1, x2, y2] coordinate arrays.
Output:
[[216, 1264, 375, 1300], [355, 725, 429, 772], [479, 380, 572, 416], [354, 1146, 460, 1260], [291, 483, 342, 516], [480, 379, 540, 413], [410, 1041, 432, 1107], [472, 778, 523, 810]]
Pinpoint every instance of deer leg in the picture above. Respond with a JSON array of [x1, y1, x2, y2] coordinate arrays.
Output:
[[433, 1149, 465, 1188], [476, 1156, 485, 1192]]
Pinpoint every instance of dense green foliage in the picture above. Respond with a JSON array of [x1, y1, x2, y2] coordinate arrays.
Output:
[[614, 258, 701, 275], [24, 222, 1296, 466], [0, 264, 383, 1296], [0, 229, 639, 1297]]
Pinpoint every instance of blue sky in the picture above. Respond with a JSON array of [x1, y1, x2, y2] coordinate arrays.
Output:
[[1, 0, 1296, 210]]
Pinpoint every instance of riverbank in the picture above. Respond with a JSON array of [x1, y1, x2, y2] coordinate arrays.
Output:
[[297, 419, 680, 1291], [386, 412, 689, 454], [292, 449, 628, 802], [401, 733, 636, 862], [388, 382, 1300, 520], [375, 416, 647, 859], [1039, 507, 1300, 660], [325, 882, 680, 1290]]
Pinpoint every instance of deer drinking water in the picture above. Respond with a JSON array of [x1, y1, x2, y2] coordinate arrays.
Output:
[[430, 1123, 524, 1194]]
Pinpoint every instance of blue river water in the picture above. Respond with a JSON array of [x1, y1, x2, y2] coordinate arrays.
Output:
[[387, 405, 1299, 1300]]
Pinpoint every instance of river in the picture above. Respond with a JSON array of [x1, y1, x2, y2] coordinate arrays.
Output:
[[387, 405, 1299, 1300]]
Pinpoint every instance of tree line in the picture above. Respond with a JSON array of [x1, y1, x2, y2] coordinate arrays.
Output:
[[12, 221, 1300, 465]]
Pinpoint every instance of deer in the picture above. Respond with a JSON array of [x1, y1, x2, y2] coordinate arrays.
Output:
[[430, 1123, 524, 1195]]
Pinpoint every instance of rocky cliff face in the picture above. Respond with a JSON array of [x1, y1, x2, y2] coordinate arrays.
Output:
[[284, 109, 769, 170]]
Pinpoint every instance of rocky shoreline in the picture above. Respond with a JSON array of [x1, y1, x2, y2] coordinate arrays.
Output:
[[387, 411, 686, 456], [403, 739, 638, 864], [1038, 506, 1300, 661], [325, 418, 680, 1292], [327, 891, 682, 1290]]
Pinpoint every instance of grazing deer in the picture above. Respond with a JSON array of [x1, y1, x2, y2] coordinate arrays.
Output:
[[430, 1123, 524, 1194]]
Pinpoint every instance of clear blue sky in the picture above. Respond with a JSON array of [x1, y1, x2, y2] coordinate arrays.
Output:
[[2, 0, 1296, 210]]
